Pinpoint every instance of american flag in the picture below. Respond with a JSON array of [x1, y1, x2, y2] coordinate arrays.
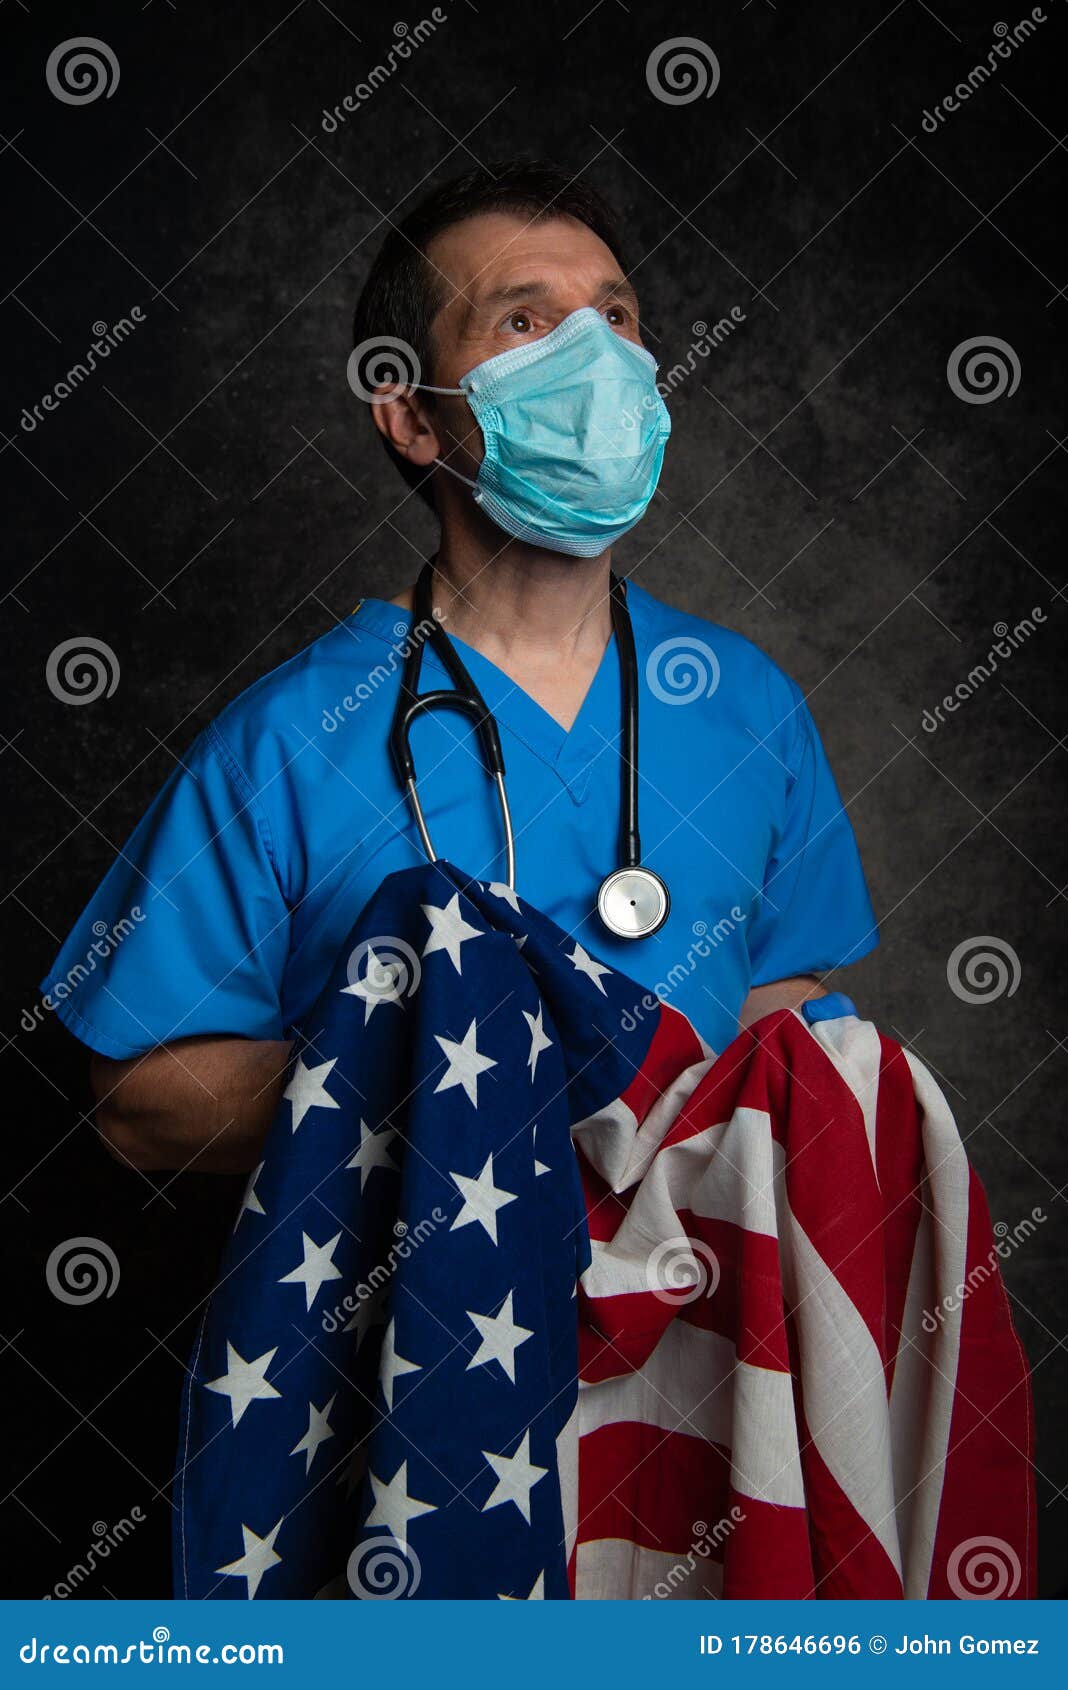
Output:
[[174, 861, 1034, 1600]]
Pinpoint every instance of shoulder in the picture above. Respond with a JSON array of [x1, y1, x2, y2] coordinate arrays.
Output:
[[628, 579, 807, 744], [203, 601, 409, 781]]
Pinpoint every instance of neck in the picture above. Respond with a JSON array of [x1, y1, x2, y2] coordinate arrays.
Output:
[[394, 510, 616, 661]]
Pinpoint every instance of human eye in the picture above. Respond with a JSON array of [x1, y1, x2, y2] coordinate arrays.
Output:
[[602, 301, 636, 332], [499, 308, 538, 335]]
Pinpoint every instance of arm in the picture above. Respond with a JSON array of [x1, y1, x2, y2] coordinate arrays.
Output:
[[90, 1034, 293, 1175], [738, 973, 824, 1030]]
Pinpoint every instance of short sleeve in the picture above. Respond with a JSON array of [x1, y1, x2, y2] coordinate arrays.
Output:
[[38, 722, 291, 1059], [747, 681, 878, 986]]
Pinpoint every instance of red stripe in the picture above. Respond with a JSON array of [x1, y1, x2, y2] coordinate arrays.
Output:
[[618, 1001, 707, 1129]]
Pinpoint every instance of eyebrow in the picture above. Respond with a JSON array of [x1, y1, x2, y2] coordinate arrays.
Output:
[[465, 275, 641, 320]]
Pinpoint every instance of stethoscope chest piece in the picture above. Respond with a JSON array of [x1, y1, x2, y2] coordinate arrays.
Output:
[[597, 865, 670, 940]]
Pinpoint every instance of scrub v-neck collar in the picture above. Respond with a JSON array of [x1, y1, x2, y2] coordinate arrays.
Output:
[[349, 587, 640, 804]]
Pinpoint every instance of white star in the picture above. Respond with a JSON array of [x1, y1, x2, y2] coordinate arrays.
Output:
[[449, 1152, 518, 1245], [565, 941, 612, 995], [522, 1002, 552, 1081], [466, 1290, 534, 1384], [343, 1280, 390, 1347], [290, 1394, 336, 1474], [205, 1342, 281, 1428], [379, 1317, 421, 1409], [278, 1229, 343, 1311], [341, 945, 410, 1022], [421, 894, 483, 973], [498, 1570, 545, 1599], [488, 880, 522, 913], [364, 1459, 437, 1551], [234, 1161, 265, 1229], [481, 1430, 548, 1525], [533, 1123, 550, 1178], [284, 1055, 341, 1130], [346, 1120, 399, 1191], [434, 1018, 497, 1108], [215, 1518, 283, 1599]]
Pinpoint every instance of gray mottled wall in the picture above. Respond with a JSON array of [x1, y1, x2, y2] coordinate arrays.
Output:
[[2, 0, 1064, 1595]]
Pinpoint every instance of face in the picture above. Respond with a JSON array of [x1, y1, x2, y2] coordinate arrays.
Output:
[[372, 210, 642, 487]]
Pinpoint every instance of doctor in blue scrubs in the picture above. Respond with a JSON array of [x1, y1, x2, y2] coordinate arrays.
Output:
[[41, 161, 878, 1173]]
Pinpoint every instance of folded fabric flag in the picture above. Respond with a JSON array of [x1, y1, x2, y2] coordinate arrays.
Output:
[[174, 860, 1035, 1601]]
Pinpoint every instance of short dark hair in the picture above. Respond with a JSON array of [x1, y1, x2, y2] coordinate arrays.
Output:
[[350, 158, 630, 511]]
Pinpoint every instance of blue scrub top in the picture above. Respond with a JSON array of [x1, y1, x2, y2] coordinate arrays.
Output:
[[40, 581, 878, 1059]]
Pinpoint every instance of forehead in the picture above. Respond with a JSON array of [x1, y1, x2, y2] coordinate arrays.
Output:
[[424, 209, 628, 314]]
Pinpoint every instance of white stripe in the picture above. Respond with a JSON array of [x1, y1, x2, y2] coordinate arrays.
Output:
[[800, 1009, 883, 1178], [575, 1535, 725, 1600], [890, 1050, 971, 1597], [556, 1398, 580, 1574], [776, 1155, 903, 1578], [578, 1321, 804, 1508]]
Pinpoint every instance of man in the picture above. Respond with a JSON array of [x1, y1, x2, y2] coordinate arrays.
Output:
[[41, 160, 878, 1174]]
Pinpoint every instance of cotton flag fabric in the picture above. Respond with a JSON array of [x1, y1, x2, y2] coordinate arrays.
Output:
[[174, 860, 1034, 1601]]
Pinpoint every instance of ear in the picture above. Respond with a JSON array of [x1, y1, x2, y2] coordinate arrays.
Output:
[[369, 387, 440, 469]]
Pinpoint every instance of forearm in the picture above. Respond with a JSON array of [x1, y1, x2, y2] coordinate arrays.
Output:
[[738, 974, 824, 1030], [90, 1035, 294, 1174]]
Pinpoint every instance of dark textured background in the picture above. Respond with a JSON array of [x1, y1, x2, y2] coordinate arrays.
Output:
[[1, 0, 1064, 1598]]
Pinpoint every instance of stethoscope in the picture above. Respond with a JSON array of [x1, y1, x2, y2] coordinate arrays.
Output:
[[389, 561, 671, 940]]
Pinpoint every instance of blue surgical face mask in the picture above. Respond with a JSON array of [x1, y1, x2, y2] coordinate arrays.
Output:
[[418, 307, 671, 558]]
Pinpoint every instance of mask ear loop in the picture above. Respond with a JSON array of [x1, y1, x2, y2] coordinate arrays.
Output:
[[402, 379, 486, 498]]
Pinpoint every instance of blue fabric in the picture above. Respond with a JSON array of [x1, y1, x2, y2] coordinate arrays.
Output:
[[802, 992, 858, 1024], [175, 861, 602, 1600], [40, 581, 878, 1059]]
